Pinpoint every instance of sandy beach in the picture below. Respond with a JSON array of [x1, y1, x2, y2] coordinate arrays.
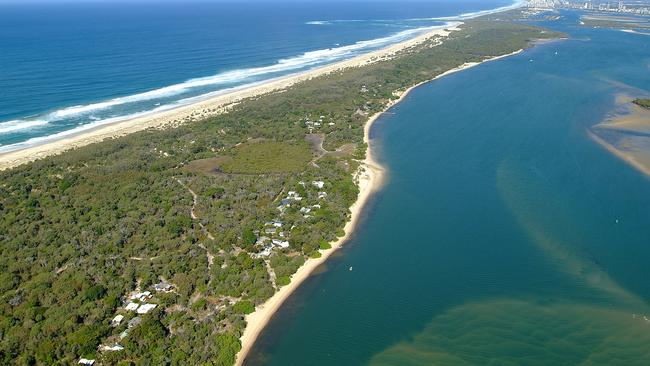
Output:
[[588, 131, 650, 178], [234, 49, 525, 365], [0, 23, 460, 171], [589, 99, 650, 178]]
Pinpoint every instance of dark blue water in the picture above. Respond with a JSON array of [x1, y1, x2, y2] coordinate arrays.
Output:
[[0, 0, 516, 150], [247, 11, 650, 365]]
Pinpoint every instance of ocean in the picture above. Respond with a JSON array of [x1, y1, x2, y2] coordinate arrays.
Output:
[[246, 10, 650, 366], [0, 0, 517, 151]]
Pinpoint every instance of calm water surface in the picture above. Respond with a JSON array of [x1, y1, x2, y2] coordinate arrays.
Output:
[[247, 11, 650, 365]]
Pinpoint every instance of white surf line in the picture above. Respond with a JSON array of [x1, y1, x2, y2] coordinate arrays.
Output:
[[0, 24, 449, 138]]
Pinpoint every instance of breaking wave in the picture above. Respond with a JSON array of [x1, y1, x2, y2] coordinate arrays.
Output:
[[0, 23, 453, 141]]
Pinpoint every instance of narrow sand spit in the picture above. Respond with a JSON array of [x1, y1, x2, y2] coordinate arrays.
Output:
[[0, 24, 460, 171]]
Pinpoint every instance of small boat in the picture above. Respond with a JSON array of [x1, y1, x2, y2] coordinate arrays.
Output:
[[349, 266, 353, 271]]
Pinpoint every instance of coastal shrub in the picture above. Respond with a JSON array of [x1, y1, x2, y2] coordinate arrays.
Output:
[[191, 297, 208, 312], [242, 228, 257, 245], [276, 276, 291, 287], [214, 333, 242, 366], [232, 300, 255, 314], [319, 240, 332, 250], [83, 285, 107, 301], [633, 98, 650, 109]]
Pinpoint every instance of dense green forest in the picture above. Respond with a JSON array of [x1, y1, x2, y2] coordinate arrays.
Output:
[[0, 21, 560, 365]]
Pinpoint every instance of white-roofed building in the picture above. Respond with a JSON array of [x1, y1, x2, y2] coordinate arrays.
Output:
[[153, 282, 174, 292], [272, 239, 290, 248], [100, 344, 125, 352], [111, 314, 124, 327], [129, 291, 152, 301], [137, 303, 157, 314]]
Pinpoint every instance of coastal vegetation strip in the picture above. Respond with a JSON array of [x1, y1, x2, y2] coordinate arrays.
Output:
[[0, 20, 560, 365], [633, 98, 650, 109], [580, 15, 650, 30]]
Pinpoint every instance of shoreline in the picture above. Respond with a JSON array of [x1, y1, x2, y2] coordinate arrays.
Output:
[[588, 130, 650, 178], [235, 109, 386, 366], [0, 23, 460, 171], [234, 48, 526, 365]]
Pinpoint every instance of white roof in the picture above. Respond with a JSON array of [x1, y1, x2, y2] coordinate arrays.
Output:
[[258, 247, 272, 257], [272, 239, 290, 248], [154, 282, 173, 291], [78, 359, 95, 365], [130, 291, 151, 300], [125, 302, 139, 311], [111, 314, 124, 325], [100, 344, 125, 352], [136, 303, 157, 314]]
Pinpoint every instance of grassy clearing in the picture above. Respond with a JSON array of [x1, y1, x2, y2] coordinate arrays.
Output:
[[183, 156, 233, 174], [220, 140, 312, 174]]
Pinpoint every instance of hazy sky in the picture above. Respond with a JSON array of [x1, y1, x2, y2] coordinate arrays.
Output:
[[1, 0, 482, 3]]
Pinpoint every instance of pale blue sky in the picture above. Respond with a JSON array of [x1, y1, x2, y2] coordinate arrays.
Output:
[[1, 0, 483, 3]]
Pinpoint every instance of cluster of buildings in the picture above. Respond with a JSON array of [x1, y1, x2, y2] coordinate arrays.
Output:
[[526, 0, 650, 15], [255, 220, 290, 257], [123, 291, 158, 315], [254, 180, 329, 257], [303, 115, 335, 133], [79, 281, 175, 364]]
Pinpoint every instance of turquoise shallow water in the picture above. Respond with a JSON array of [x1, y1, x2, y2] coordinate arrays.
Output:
[[247, 11, 650, 366]]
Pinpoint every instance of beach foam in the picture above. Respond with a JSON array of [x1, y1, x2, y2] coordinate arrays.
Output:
[[0, 23, 452, 147], [0, 119, 49, 134]]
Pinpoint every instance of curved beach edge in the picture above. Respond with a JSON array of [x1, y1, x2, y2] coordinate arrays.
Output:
[[0, 24, 461, 171], [234, 48, 526, 366]]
